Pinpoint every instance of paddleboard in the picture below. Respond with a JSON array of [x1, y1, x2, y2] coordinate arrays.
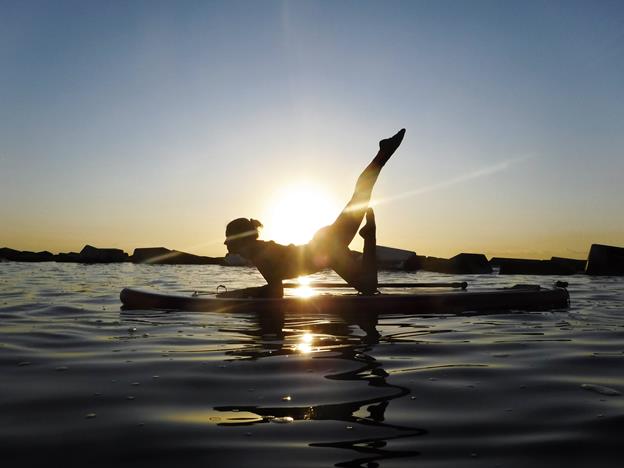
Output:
[[120, 285, 569, 314]]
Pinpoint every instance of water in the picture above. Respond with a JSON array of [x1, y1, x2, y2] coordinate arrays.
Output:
[[1, 262, 623, 467]]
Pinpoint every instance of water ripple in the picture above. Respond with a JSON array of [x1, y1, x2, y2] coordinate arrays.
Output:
[[1, 263, 623, 466]]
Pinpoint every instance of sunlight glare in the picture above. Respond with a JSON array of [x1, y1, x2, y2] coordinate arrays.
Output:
[[297, 276, 311, 286], [372, 154, 535, 208], [261, 183, 339, 245], [291, 276, 315, 298], [295, 332, 314, 354]]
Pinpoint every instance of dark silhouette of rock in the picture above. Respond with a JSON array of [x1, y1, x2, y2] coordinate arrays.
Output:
[[551, 257, 586, 273], [497, 258, 575, 275], [346, 246, 424, 271], [1, 245, 224, 264], [54, 252, 81, 262], [131, 247, 172, 263], [132, 247, 223, 265], [403, 254, 425, 272], [1, 247, 24, 261], [420, 253, 492, 274], [0, 247, 18, 260], [450, 253, 492, 274], [585, 244, 624, 276], [34, 251, 54, 261], [421, 256, 454, 273], [375, 246, 422, 271], [79, 245, 128, 263], [0, 248, 54, 262]]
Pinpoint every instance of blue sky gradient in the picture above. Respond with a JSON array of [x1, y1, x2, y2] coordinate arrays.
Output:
[[1, 0, 623, 258]]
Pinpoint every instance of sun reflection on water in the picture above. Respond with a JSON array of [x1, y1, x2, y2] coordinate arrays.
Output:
[[291, 276, 316, 298], [162, 409, 264, 425], [295, 332, 314, 354]]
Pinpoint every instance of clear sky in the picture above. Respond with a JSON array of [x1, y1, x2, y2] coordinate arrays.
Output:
[[1, 0, 623, 260]]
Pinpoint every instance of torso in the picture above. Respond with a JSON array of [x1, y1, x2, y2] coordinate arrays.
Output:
[[250, 241, 322, 283]]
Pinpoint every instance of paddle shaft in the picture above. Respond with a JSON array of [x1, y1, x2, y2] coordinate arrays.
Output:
[[284, 281, 468, 289], [193, 281, 469, 296]]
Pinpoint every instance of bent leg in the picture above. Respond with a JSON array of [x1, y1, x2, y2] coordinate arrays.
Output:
[[359, 208, 378, 293], [325, 208, 378, 295]]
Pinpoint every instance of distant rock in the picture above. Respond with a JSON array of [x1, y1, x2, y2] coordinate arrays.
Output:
[[348, 246, 424, 271], [79, 245, 129, 263], [421, 256, 454, 273], [54, 252, 81, 262], [403, 253, 425, 271], [0, 248, 54, 262], [450, 253, 492, 274], [132, 247, 172, 263], [37, 251, 54, 261], [132, 247, 223, 265], [551, 257, 586, 273], [420, 253, 492, 274], [0, 248, 23, 261], [495, 258, 576, 275], [585, 244, 624, 276], [1, 245, 225, 264], [376, 246, 423, 271]]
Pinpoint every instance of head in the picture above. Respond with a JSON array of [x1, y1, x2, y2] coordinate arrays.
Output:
[[224, 218, 263, 255]]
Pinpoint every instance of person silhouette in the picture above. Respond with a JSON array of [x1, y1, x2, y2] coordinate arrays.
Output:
[[221, 128, 406, 298]]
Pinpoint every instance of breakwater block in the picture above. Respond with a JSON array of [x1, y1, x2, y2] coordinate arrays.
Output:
[[585, 244, 624, 276], [132, 247, 223, 265], [404, 254, 425, 271], [421, 256, 452, 273], [55, 252, 81, 262], [551, 257, 586, 273], [79, 245, 129, 263], [0, 248, 54, 262], [421, 253, 492, 274], [132, 247, 172, 263], [450, 253, 492, 274], [376, 246, 423, 271], [497, 258, 575, 275]]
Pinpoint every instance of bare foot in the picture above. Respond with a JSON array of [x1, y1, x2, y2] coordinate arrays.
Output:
[[379, 128, 406, 156], [359, 208, 376, 239]]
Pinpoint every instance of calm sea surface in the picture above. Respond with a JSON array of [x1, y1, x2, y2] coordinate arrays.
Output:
[[1, 262, 623, 467]]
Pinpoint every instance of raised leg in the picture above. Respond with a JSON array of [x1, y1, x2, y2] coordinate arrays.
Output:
[[309, 129, 404, 294], [324, 128, 405, 247]]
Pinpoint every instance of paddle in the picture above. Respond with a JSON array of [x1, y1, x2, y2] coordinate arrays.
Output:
[[192, 281, 468, 296], [283, 281, 468, 289]]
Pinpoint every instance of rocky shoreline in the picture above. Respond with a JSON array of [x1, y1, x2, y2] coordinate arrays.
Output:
[[1, 243, 623, 276], [0, 245, 225, 266]]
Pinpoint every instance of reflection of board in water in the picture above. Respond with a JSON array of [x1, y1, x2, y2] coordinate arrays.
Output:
[[120, 284, 569, 314], [213, 336, 426, 466]]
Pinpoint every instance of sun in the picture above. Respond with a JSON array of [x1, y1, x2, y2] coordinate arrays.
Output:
[[260, 183, 340, 245]]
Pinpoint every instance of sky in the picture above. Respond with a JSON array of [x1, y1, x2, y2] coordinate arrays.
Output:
[[1, 0, 623, 260]]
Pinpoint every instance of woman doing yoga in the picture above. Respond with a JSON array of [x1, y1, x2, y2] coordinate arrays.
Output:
[[221, 128, 406, 298]]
